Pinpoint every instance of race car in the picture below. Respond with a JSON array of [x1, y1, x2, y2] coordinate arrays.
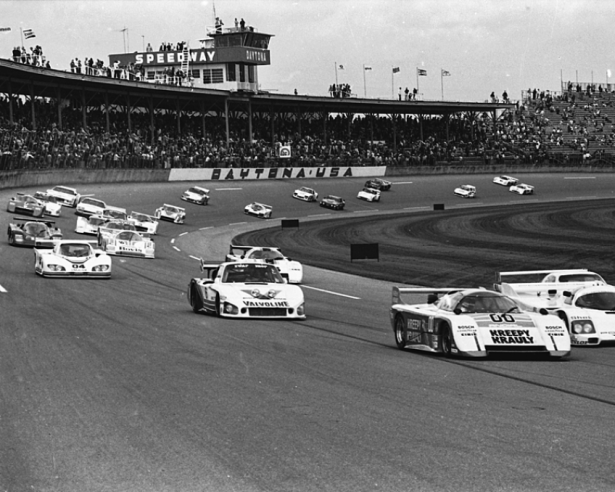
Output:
[[319, 195, 346, 210], [7, 193, 45, 217], [8, 217, 62, 248], [128, 211, 159, 234], [357, 187, 381, 202], [293, 186, 319, 202], [187, 260, 306, 319], [155, 204, 186, 224], [509, 183, 535, 195], [34, 240, 112, 278], [390, 286, 570, 358], [75, 214, 109, 235], [32, 192, 63, 217], [46, 185, 81, 207], [99, 229, 155, 259], [181, 186, 210, 205], [364, 178, 392, 191], [454, 184, 476, 198], [244, 202, 272, 219], [97, 220, 138, 246], [225, 245, 303, 284], [75, 196, 107, 217], [493, 175, 518, 186], [101, 206, 128, 222]]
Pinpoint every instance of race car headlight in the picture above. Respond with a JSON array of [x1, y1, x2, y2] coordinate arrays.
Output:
[[571, 320, 595, 334], [267, 289, 276, 298], [92, 265, 110, 272], [48, 264, 66, 272], [251, 288, 261, 297], [223, 302, 238, 315], [15, 235, 24, 243], [296, 304, 305, 316]]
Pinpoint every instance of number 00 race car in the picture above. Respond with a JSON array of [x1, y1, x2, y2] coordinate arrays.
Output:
[[188, 260, 305, 319], [34, 240, 112, 278], [390, 287, 570, 358]]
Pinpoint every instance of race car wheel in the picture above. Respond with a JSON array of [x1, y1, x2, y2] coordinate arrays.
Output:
[[190, 283, 203, 314], [394, 316, 407, 350], [215, 293, 221, 317], [441, 325, 454, 357], [8, 233, 15, 245]]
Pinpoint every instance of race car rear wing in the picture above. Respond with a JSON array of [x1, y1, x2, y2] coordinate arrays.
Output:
[[12, 216, 55, 225], [228, 245, 252, 257], [392, 287, 473, 306], [494, 269, 605, 298]]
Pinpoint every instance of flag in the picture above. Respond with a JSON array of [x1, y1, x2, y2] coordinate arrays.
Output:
[[23, 29, 35, 39], [441, 69, 451, 76], [338, 64, 345, 70], [417, 68, 427, 76], [392, 67, 400, 73], [364, 65, 372, 71], [0, 27, 11, 32]]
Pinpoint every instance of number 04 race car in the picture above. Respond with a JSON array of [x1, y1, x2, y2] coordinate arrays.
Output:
[[34, 240, 112, 278], [188, 260, 305, 319], [390, 287, 570, 358]]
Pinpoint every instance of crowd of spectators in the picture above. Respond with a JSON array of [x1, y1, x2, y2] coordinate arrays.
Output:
[[11, 45, 49, 68], [329, 84, 353, 98]]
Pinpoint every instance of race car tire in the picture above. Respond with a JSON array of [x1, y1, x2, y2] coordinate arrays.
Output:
[[394, 315, 407, 350], [215, 293, 221, 317], [190, 283, 203, 314], [8, 233, 15, 245], [440, 325, 454, 357]]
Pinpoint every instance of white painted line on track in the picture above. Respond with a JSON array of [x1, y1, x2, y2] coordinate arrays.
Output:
[[303, 285, 361, 299], [508, 199, 540, 203], [179, 232, 188, 236], [395, 181, 414, 184], [353, 209, 378, 213], [229, 222, 248, 226], [572, 196, 599, 200], [564, 176, 596, 179], [170, 238, 175, 244], [189, 255, 201, 261], [199, 226, 213, 230], [173, 246, 181, 252], [215, 187, 243, 190], [403, 206, 430, 210], [308, 213, 332, 218], [0, 285, 7, 293]]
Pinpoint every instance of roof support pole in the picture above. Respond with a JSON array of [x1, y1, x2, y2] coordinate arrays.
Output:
[[81, 88, 86, 130], [391, 113, 397, 153], [176, 97, 181, 135], [104, 92, 110, 133], [296, 107, 302, 138], [200, 100, 206, 139], [56, 86, 63, 130], [7, 79, 13, 125], [269, 105, 275, 147], [126, 92, 132, 133], [323, 111, 328, 145], [149, 96, 155, 145], [248, 99, 253, 144], [30, 81, 36, 130], [224, 97, 230, 145]]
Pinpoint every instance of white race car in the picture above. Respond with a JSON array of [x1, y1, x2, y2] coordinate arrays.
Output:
[[33, 192, 63, 217], [34, 240, 112, 278], [509, 183, 535, 195], [454, 184, 476, 198], [244, 202, 272, 219], [75, 196, 107, 217], [97, 220, 138, 246], [99, 229, 155, 259], [155, 204, 186, 224], [357, 187, 381, 202], [493, 175, 518, 186], [188, 260, 306, 319], [46, 185, 81, 207], [101, 206, 128, 222], [128, 211, 159, 234], [390, 286, 570, 358], [75, 214, 109, 235], [225, 245, 303, 284], [293, 186, 319, 202], [181, 186, 210, 205]]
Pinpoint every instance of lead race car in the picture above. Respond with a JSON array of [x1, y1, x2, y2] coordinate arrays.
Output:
[[390, 286, 570, 358], [46, 185, 82, 207], [494, 269, 614, 346], [188, 260, 306, 319], [155, 203, 186, 224], [493, 175, 518, 186], [34, 240, 112, 278], [225, 245, 303, 284]]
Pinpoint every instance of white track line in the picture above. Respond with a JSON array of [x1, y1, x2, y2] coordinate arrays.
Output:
[[215, 187, 243, 190], [179, 232, 188, 236], [302, 285, 361, 299], [173, 246, 181, 252], [0, 285, 7, 293], [564, 176, 596, 179]]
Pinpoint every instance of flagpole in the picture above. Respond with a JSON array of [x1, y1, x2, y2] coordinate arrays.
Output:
[[416, 68, 419, 97], [441, 69, 444, 100], [20, 27, 23, 49], [363, 64, 367, 97], [391, 66, 394, 99], [334, 61, 338, 86]]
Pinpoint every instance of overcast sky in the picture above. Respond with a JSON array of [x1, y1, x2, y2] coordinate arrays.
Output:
[[2, 0, 612, 102]]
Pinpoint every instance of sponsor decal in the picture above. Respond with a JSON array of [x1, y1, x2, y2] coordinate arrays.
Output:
[[489, 329, 534, 344], [457, 325, 475, 330], [244, 300, 289, 308], [544, 325, 565, 331]]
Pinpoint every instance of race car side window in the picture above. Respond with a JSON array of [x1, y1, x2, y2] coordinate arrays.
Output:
[[543, 274, 556, 283]]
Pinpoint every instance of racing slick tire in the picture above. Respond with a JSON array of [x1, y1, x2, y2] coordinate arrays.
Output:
[[189, 282, 203, 314], [440, 324, 454, 357], [215, 293, 221, 317], [394, 316, 407, 350], [8, 233, 15, 245]]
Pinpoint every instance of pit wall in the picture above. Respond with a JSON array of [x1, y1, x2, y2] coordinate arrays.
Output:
[[0, 163, 612, 190]]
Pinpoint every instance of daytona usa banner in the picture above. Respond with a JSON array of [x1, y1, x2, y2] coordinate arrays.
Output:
[[168, 166, 387, 182]]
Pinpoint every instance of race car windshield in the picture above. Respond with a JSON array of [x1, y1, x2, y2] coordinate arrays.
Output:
[[189, 188, 207, 195], [250, 250, 283, 260], [453, 293, 520, 314], [60, 244, 91, 257], [575, 292, 615, 310], [26, 223, 48, 237], [53, 187, 75, 195], [223, 264, 284, 283]]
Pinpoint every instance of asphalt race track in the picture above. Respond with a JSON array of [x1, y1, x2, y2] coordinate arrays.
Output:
[[2, 173, 615, 492]]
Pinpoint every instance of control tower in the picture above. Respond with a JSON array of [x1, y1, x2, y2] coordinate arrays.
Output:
[[108, 21, 273, 93]]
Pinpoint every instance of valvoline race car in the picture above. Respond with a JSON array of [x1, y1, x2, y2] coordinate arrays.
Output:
[[454, 184, 476, 198], [75, 196, 106, 217], [128, 211, 159, 234], [225, 245, 303, 284], [319, 195, 345, 210], [188, 260, 306, 319], [493, 175, 518, 186], [293, 186, 319, 202], [494, 269, 611, 346], [34, 240, 112, 278], [99, 229, 155, 259], [7, 193, 45, 217], [155, 204, 186, 224], [33, 192, 63, 217], [364, 178, 392, 191], [244, 202, 272, 218], [8, 217, 62, 248], [357, 187, 380, 202], [75, 214, 109, 235], [509, 183, 535, 195], [181, 186, 210, 205], [390, 286, 570, 358], [46, 185, 81, 207]]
